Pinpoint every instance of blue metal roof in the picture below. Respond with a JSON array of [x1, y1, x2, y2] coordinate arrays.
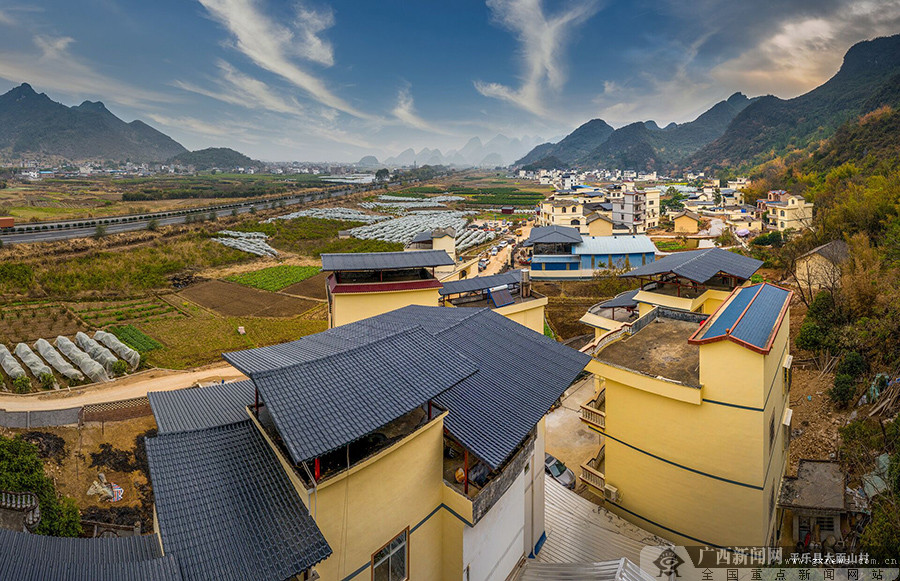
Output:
[[146, 420, 331, 581], [440, 270, 521, 296], [623, 247, 762, 284], [694, 283, 791, 352], [573, 235, 657, 256], [321, 249, 453, 271], [149, 380, 255, 434], [0, 528, 181, 581]]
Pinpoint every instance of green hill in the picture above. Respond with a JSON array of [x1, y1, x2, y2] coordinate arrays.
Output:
[[515, 119, 614, 166], [0, 83, 186, 162], [168, 147, 262, 170]]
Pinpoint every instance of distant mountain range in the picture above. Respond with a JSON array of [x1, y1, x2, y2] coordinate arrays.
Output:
[[366, 134, 546, 168], [517, 33, 900, 172], [516, 93, 754, 171], [0, 83, 187, 163]]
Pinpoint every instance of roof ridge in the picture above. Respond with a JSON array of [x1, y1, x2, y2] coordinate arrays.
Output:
[[250, 324, 428, 379], [725, 283, 764, 336], [151, 417, 253, 439]]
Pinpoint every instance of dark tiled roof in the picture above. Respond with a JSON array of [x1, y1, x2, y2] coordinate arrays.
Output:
[[523, 225, 582, 246], [228, 306, 589, 470], [409, 230, 432, 244], [373, 307, 591, 469], [623, 247, 762, 283], [440, 270, 521, 296], [800, 240, 849, 263], [692, 283, 791, 352], [597, 289, 639, 309], [230, 327, 478, 463], [149, 380, 255, 434], [321, 249, 453, 271], [0, 528, 181, 581], [146, 420, 331, 581]]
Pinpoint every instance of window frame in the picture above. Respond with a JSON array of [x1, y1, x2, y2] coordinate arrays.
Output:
[[371, 527, 410, 581]]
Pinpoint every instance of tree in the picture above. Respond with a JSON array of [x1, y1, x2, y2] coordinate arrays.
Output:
[[713, 187, 722, 207], [146, 218, 159, 231], [375, 168, 390, 182], [829, 374, 857, 407], [93, 224, 107, 240]]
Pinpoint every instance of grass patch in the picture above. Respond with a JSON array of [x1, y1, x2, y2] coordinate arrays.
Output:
[[138, 308, 326, 369], [654, 240, 687, 252], [111, 325, 163, 353], [235, 216, 403, 257], [226, 265, 320, 292]]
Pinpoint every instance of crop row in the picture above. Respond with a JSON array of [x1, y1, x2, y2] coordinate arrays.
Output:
[[226, 265, 321, 292], [111, 325, 163, 352]]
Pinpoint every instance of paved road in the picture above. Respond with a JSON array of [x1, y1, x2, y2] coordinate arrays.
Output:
[[0, 185, 368, 244], [0, 362, 245, 412]]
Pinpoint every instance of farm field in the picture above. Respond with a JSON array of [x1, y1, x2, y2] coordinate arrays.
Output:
[[110, 325, 164, 353], [0, 302, 85, 343], [281, 271, 329, 300], [176, 280, 318, 317], [70, 298, 184, 326], [226, 265, 320, 292]]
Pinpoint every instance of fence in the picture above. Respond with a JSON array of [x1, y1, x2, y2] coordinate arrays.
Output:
[[0, 396, 152, 428]]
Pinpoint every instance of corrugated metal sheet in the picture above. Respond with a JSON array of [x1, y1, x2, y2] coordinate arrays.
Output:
[[149, 380, 255, 434], [697, 283, 791, 351], [537, 479, 664, 565], [573, 236, 657, 256], [0, 528, 181, 581], [321, 249, 453, 271], [516, 559, 655, 581], [439, 270, 521, 296], [146, 420, 331, 581], [623, 248, 762, 284], [698, 286, 758, 340]]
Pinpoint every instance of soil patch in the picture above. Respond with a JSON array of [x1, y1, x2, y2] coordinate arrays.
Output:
[[0, 303, 85, 343], [546, 296, 602, 340], [281, 271, 328, 300], [178, 279, 317, 317], [21, 431, 67, 464]]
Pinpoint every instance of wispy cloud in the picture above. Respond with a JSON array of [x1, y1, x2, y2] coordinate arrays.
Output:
[[174, 60, 307, 116], [475, 0, 602, 117], [146, 113, 243, 138], [197, 0, 371, 119], [392, 85, 453, 135], [0, 35, 173, 107], [0, 11, 14, 26]]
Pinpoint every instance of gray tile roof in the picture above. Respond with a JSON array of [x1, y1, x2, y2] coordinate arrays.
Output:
[[321, 249, 454, 271], [148, 380, 255, 434], [596, 289, 639, 309], [694, 283, 791, 352], [229, 326, 478, 464], [0, 528, 181, 581], [800, 240, 849, 263], [410, 230, 433, 244], [226, 306, 589, 470], [145, 420, 331, 581], [623, 247, 762, 284], [440, 270, 522, 296], [523, 225, 582, 246]]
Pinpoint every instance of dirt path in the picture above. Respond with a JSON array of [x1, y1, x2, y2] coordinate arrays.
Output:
[[0, 362, 246, 411]]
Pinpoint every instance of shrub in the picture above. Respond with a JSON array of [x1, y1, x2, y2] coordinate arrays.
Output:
[[12, 375, 30, 394], [147, 218, 159, 231], [111, 360, 128, 376], [829, 373, 857, 407], [93, 224, 107, 239], [836, 351, 866, 378], [38, 373, 54, 390]]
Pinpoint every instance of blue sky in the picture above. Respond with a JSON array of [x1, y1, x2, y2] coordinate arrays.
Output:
[[1, 0, 899, 161]]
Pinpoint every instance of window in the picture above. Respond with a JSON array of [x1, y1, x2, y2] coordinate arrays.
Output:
[[372, 529, 408, 581], [769, 415, 776, 451]]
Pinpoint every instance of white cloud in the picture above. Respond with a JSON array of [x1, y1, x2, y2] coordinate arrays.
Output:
[[145, 113, 256, 140], [392, 85, 453, 135], [0, 35, 172, 107], [710, 0, 900, 98], [0, 11, 14, 26], [475, 0, 602, 117], [197, 0, 371, 119], [174, 60, 306, 116]]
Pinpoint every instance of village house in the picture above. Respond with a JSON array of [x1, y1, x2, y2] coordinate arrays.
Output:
[[756, 190, 814, 231], [524, 226, 657, 280]]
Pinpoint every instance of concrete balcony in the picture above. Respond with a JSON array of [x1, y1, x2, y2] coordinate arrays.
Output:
[[580, 389, 605, 431], [579, 445, 606, 493]]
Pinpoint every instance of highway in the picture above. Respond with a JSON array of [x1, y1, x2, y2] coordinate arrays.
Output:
[[0, 185, 368, 244]]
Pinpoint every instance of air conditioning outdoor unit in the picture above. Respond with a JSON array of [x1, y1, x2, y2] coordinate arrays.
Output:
[[603, 484, 619, 503]]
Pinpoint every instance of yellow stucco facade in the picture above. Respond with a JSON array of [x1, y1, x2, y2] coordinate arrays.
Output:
[[674, 214, 700, 233], [328, 286, 441, 327], [581, 303, 791, 547], [490, 296, 548, 334]]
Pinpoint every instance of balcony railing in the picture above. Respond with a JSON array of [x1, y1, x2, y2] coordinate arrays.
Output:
[[579, 446, 606, 491], [580, 390, 606, 430]]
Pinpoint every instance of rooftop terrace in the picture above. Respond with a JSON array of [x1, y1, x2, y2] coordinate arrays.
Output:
[[595, 316, 701, 386]]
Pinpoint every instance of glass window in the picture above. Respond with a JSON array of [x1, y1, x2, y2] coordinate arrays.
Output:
[[373, 529, 408, 581]]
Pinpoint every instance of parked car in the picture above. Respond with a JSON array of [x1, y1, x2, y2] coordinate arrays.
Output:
[[544, 453, 575, 489], [490, 247, 498, 256], [498, 240, 508, 248]]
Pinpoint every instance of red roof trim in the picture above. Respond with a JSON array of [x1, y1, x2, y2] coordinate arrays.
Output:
[[329, 276, 443, 294]]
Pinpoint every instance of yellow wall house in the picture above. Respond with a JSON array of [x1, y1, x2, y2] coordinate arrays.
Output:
[[672, 210, 701, 233], [145, 305, 590, 581], [439, 269, 548, 334], [577, 283, 793, 548], [586, 212, 615, 237], [323, 249, 454, 328], [619, 247, 764, 319], [793, 240, 849, 293]]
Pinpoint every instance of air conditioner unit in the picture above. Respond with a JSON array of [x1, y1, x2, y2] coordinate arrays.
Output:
[[603, 484, 619, 503]]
